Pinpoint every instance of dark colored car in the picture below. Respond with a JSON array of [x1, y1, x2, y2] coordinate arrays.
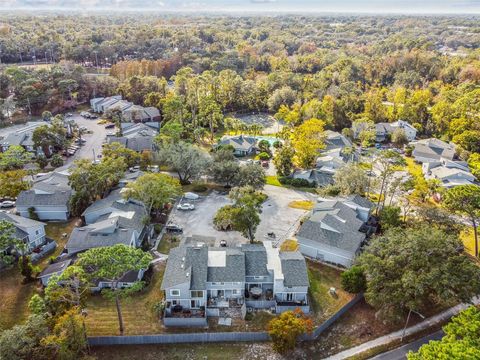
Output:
[[166, 224, 183, 233], [105, 124, 115, 129]]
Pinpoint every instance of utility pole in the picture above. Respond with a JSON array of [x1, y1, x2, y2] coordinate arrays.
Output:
[[32, 48, 37, 65], [94, 51, 99, 74], [50, 48, 54, 63], [45, 51, 48, 64], [19, 50, 23, 64]]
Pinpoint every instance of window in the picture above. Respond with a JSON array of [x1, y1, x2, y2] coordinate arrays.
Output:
[[170, 289, 180, 296], [232, 289, 241, 295], [35, 230, 40, 235], [171, 300, 178, 306], [191, 290, 203, 298], [286, 293, 294, 301], [254, 276, 262, 280]]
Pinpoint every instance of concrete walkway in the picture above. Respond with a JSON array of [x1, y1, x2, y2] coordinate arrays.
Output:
[[323, 297, 480, 360]]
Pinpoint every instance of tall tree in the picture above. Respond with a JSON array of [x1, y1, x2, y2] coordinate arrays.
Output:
[[159, 141, 211, 185], [357, 225, 480, 321], [443, 185, 480, 258], [408, 306, 480, 359], [77, 244, 152, 335], [123, 173, 182, 218], [291, 118, 325, 168]]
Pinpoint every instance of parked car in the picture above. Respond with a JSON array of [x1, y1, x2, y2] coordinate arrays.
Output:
[[105, 124, 115, 129], [184, 192, 199, 200], [177, 203, 195, 211], [0, 201, 15, 208], [166, 223, 183, 233], [97, 119, 108, 125]]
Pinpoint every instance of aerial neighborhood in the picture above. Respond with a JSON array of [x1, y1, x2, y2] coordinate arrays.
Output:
[[1, 10, 480, 360]]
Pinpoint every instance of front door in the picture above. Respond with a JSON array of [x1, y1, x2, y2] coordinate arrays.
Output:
[[286, 293, 294, 301], [191, 300, 200, 309]]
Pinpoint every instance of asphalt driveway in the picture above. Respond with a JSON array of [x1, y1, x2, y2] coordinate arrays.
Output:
[[171, 185, 315, 247]]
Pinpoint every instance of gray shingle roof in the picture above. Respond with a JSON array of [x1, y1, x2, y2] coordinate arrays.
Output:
[[347, 194, 374, 209], [207, 247, 245, 283], [16, 189, 72, 207], [0, 212, 45, 229], [218, 135, 256, 151], [161, 245, 208, 290], [280, 251, 309, 287], [298, 200, 367, 253], [66, 223, 135, 252], [38, 259, 72, 278], [241, 244, 269, 276]]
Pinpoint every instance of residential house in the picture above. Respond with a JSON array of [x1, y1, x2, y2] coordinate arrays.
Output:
[[292, 131, 355, 186], [16, 170, 72, 221], [90, 95, 160, 122], [375, 120, 417, 143], [412, 138, 456, 163], [106, 123, 158, 152], [38, 258, 72, 286], [217, 135, 257, 157], [423, 159, 476, 188], [0, 212, 47, 252], [296, 195, 374, 268], [90, 96, 122, 113], [161, 241, 309, 327], [354, 120, 417, 143], [0, 122, 47, 154], [65, 189, 153, 254]]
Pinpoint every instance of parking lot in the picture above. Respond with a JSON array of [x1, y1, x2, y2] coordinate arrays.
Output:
[[170, 185, 315, 247], [59, 113, 108, 169]]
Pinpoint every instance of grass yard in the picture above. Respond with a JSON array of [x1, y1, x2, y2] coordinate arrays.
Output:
[[156, 234, 180, 254], [0, 267, 39, 331], [44, 218, 81, 256], [288, 200, 314, 210], [460, 228, 477, 257], [265, 175, 282, 187], [280, 239, 299, 252], [84, 262, 166, 336], [307, 260, 354, 323]]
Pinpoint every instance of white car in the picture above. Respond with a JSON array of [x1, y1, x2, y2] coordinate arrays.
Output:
[[177, 203, 195, 211], [0, 201, 15, 208], [184, 192, 199, 200]]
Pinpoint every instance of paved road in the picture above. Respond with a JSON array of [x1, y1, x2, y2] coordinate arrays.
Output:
[[369, 331, 444, 360], [324, 297, 479, 360]]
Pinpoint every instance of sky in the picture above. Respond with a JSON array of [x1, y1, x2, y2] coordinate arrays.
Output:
[[2, 0, 480, 13]]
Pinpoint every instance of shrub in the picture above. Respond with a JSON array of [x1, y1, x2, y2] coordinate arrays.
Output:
[[272, 140, 282, 149], [268, 309, 314, 353], [317, 184, 341, 196], [50, 154, 64, 168], [341, 266, 366, 293], [191, 182, 208, 193], [278, 176, 315, 188], [258, 152, 271, 160], [213, 205, 235, 230], [36, 156, 48, 169]]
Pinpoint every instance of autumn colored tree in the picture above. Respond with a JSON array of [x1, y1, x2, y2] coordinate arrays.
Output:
[[268, 308, 314, 353]]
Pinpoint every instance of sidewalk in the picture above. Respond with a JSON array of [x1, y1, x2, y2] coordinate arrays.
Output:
[[323, 297, 480, 360]]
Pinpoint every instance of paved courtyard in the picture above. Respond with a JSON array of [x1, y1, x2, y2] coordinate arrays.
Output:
[[171, 185, 315, 247]]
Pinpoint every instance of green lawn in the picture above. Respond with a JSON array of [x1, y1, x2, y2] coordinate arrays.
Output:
[[84, 263, 166, 336], [460, 228, 477, 257], [265, 175, 282, 187], [156, 234, 180, 254], [307, 260, 354, 323]]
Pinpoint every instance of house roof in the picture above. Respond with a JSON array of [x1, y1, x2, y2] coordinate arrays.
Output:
[[38, 259, 72, 278], [297, 199, 368, 253], [218, 135, 256, 151], [82, 189, 123, 216], [207, 247, 245, 283], [324, 130, 352, 151], [241, 244, 270, 276], [280, 251, 309, 287], [0, 212, 45, 229], [161, 245, 208, 290], [413, 138, 456, 162], [16, 189, 72, 208], [66, 224, 135, 252], [347, 194, 374, 209]]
